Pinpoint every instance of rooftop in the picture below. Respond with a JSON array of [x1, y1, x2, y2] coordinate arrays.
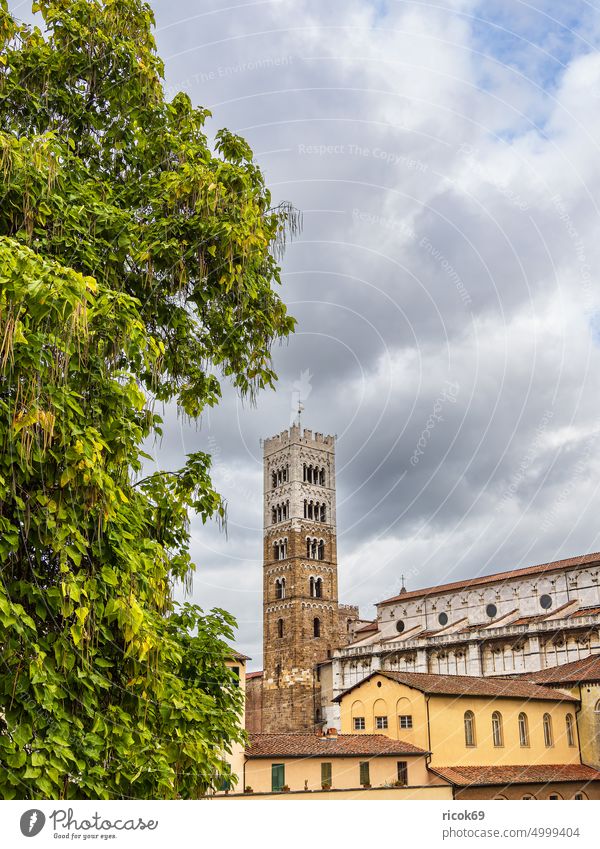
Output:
[[246, 733, 428, 758], [333, 670, 579, 703], [379, 552, 600, 606], [431, 763, 600, 787], [518, 653, 600, 685]]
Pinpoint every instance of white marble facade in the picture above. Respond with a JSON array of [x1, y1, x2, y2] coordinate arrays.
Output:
[[329, 555, 600, 715]]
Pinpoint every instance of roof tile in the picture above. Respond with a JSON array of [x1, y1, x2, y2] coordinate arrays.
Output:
[[246, 733, 427, 758]]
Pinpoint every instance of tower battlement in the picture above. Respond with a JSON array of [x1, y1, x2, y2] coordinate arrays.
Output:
[[263, 425, 335, 455]]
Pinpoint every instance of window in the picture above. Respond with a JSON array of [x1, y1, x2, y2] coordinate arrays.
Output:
[[277, 618, 284, 639], [318, 539, 325, 560], [396, 620, 405, 633], [574, 792, 587, 800], [313, 617, 321, 638], [492, 711, 504, 747], [522, 794, 534, 800], [315, 577, 322, 598], [543, 713, 554, 747], [399, 715, 413, 729], [548, 793, 561, 800], [230, 666, 239, 680], [566, 713, 575, 747], [540, 594, 553, 610], [518, 712, 529, 747], [321, 762, 332, 787], [320, 504, 326, 522], [271, 763, 285, 792], [275, 578, 284, 600], [375, 716, 388, 730], [438, 612, 448, 626], [464, 710, 476, 747], [359, 761, 370, 786], [353, 717, 365, 730], [486, 603, 497, 618], [397, 761, 408, 786]]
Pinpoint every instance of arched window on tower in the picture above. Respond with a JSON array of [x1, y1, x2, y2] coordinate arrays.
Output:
[[318, 539, 325, 560], [311, 538, 318, 559], [272, 471, 277, 489], [313, 617, 321, 638], [275, 663, 281, 679], [304, 499, 307, 518], [315, 577, 323, 598], [273, 541, 279, 560], [277, 618, 284, 638], [272, 506, 277, 524], [319, 467, 325, 486], [309, 576, 315, 598], [320, 504, 326, 522], [275, 579, 283, 600], [303, 463, 307, 481], [308, 501, 313, 520]]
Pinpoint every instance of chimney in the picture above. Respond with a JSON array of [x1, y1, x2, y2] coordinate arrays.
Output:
[[327, 727, 338, 737]]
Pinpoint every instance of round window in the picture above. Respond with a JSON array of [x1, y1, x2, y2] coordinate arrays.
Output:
[[486, 603, 497, 618], [396, 620, 405, 633], [438, 612, 448, 626], [540, 594, 553, 610]]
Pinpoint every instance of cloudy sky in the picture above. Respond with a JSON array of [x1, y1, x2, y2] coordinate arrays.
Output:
[[15, 0, 600, 667]]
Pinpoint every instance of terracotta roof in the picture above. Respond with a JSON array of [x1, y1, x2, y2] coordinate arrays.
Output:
[[246, 733, 427, 758], [333, 670, 578, 703], [354, 621, 378, 635], [379, 552, 600, 606], [570, 605, 600, 618], [245, 670, 263, 680], [522, 654, 600, 684], [431, 764, 600, 787]]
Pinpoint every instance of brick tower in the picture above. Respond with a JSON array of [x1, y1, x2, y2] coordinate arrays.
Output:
[[262, 424, 342, 732]]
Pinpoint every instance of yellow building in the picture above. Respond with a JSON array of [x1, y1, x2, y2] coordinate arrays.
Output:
[[334, 670, 600, 799], [238, 731, 452, 798], [220, 652, 249, 793], [516, 653, 600, 769]]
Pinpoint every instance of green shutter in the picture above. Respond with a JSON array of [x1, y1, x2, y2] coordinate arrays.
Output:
[[321, 762, 332, 786], [359, 761, 370, 786], [271, 763, 285, 791]]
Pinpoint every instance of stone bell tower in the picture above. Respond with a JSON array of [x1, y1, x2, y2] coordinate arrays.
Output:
[[261, 424, 341, 732]]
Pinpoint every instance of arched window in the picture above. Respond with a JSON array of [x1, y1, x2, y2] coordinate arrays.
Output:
[[275, 579, 283, 600], [315, 577, 323, 598], [492, 711, 503, 747], [306, 538, 311, 558], [275, 663, 281, 679], [273, 541, 279, 560], [543, 713, 554, 747], [311, 538, 318, 559], [320, 504, 326, 522], [313, 617, 321, 638], [304, 499, 307, 518], [303, 463, 307, 481], [318, 539, 325, 560], [277, 618, 284, 639], [464, 711, 476, 747], [319, 467, 325, 486], [518, 712, 529, 747], [566, 713, 575, 747], [308, 501, 313, 519], [309, 577, 315, 598]]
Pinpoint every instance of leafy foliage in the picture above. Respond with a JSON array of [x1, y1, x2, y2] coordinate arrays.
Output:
[[0, 0, 297, 799]]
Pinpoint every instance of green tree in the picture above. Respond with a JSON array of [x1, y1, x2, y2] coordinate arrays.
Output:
[[0, 0, 297, 799]]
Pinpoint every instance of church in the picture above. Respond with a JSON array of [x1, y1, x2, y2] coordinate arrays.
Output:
[[245, 423, 600, 773]]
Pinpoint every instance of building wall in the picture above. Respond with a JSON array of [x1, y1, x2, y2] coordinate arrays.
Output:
[[245, 675, 263, 734], [338, 674, 581, 769], [455, 781, 600, 800], [560, 683, 600, 769], [223, 658, 246, 792], [209, 785, 454, 800], [243, 752, 442, 793]]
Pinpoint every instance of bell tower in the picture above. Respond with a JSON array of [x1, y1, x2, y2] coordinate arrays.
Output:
[[262, 424, 339, 732]]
